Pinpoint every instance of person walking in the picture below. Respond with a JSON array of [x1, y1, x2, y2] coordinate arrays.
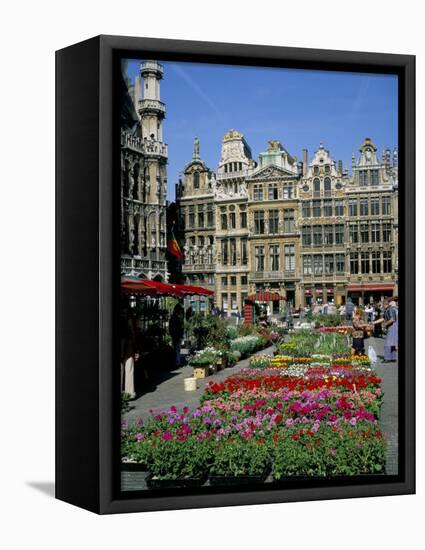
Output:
[[169, 302, 185, 367], [345, 298, 355, 322], [121, 317, 138, 398], [365, 303, 374, 322], [338, 303, 346, 322]]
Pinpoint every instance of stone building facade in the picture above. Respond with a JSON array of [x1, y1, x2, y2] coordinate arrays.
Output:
[[120, 60, 168, 281], [176, 131, 398, 314]]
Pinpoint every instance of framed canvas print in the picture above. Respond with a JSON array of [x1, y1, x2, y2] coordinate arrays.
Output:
[[56, 35, 415, 514]]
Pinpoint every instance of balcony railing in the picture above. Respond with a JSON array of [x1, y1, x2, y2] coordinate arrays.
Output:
[[121, 256, 167, 276], [121, 130, 168, 158], [138, 98, 166, 114], [251, 271, 297, 281]]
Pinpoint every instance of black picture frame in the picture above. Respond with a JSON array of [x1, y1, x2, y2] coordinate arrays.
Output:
[[56, 34, 415, 514]]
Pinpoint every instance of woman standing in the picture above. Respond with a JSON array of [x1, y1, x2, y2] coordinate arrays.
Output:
[[351, 307, 367, 356], [372, 301, 398, 362]]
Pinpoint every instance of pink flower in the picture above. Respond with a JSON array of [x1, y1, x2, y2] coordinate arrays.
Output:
[[162, 431, 172, 441]]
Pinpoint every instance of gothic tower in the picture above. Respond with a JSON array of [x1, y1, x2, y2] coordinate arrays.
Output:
[[138, 60, 168, 279]]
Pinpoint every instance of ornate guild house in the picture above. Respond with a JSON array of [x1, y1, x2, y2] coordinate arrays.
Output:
[[176, 132, 398, 314]]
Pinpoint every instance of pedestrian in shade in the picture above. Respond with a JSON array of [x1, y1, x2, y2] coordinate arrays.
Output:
[[373, 300, 398, 362], [373, 302, 383, 338], [345, 298, 355, 322]]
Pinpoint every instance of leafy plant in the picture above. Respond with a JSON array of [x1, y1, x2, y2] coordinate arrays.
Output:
[[210, 439, 270, 477]]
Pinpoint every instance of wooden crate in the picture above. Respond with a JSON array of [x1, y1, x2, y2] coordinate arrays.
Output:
[[193, 366, 209, 379]]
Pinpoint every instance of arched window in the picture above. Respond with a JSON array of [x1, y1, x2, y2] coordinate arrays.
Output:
[[193, 171, 200, 189], [324, 177, 332, 196], [313, 177, 321, 197]]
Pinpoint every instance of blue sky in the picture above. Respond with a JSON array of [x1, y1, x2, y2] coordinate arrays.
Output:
[[124, 59, 398, 200]]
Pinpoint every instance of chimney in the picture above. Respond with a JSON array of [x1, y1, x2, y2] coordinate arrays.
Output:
[[338, 160, 343, 175], [302, 149, 308, 176]]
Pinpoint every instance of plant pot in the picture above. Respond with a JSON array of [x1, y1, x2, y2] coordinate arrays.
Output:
[[184, 377, 197, 391], [121, 461, 149, 472], [209, 470, 269, 486], [145, 472, 207, 489], [193, 366, 209, 379]]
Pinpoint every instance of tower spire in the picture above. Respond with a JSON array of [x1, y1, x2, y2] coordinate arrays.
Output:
[[193, 136, 200, 160]]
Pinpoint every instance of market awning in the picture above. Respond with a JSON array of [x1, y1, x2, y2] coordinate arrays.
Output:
[[121, 277, 214, 298], [347, 283, 395, 292], [247, 291, 286, 302]]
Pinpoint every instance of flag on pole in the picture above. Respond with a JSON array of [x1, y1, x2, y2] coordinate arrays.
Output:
[[167, 226, 184, 259]]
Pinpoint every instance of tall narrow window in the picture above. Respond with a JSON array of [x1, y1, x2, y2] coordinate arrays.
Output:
[[361, 252, 370, 273], [229, 210, 236, 229], [370, 197, 379, 215], [324, 177, 332, 196], [270, 245, 280, 271], [302, 225, 312, 246], [371, 223, 380, 243], [269, 210, 279, 234], [323, 199, 332, 216], [302, 201, 311, 218], [312, 200, 321, 217], [229, 238, 236, 266], [221, 212, 227, 230], [241, 238, 248, 265], [349, 199, 358, 216], [382, 196, 391, 215], [284, 245, 295, 272], [372, 251, 381, 273], [370, 169, 379, 185], [360, 198, 369, 216], [268, 184, 278, 200], [188, 205, 195, 228], [313, 255, 323, 275], [283, 209, 295, 232], [240, 210, 247, 228], [349, 224, 358, 243], [303, 255, 312, 275], [383, 251, 392, 273], [336, 254, 345, 273], [221, 240, 228, 265], [207, 204, 214, 227], [335, 224, 344, 244], [254, 185, 263, 201], [361, 223, 369, 243], [193, 171, 200, 189], [313, 226, 323, 245], [324, 254, 334, 274], [255, 246, 264, 272], [254, 211, 265, 234], [359, 170, 368, 186], [382, 223, 391, 242], [198, 206, 204, 228], [334, 199, 344, 216], [324, 225, 334, 245], [350, 252, 359, 274], [313, 178, 321, 197]]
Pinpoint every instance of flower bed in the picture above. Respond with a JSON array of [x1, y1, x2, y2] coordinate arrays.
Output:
[[122, 331, 385, 481]]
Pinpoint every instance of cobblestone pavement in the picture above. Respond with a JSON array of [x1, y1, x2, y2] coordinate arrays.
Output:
[[121, 336, 398, 490], [123, 344, 275, 424], [367, 336, 399, 475]]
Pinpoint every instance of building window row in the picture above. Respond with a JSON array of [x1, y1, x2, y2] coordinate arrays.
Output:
[[349, 251, 392, 274], [220, 205, 247, 230], [220, 238, 248, 266], [253, 209, 295, 234], [303, 253, 345, 275], [358, 169, 380, 186], [252, 183, 294, 201], [254, 244, 295, 273], [349, 222, 392, 244], [301, 199, 344, 218], [187, 203, 214, 229], [301, 224, 345, 246], [348, 195, 391, 217], [312, 176, 333, 197], [221, 274, 249, 287]]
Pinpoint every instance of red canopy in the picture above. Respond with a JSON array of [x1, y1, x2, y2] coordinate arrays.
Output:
[[247, 291, 285, 302], [121, 277, 214, 298]]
